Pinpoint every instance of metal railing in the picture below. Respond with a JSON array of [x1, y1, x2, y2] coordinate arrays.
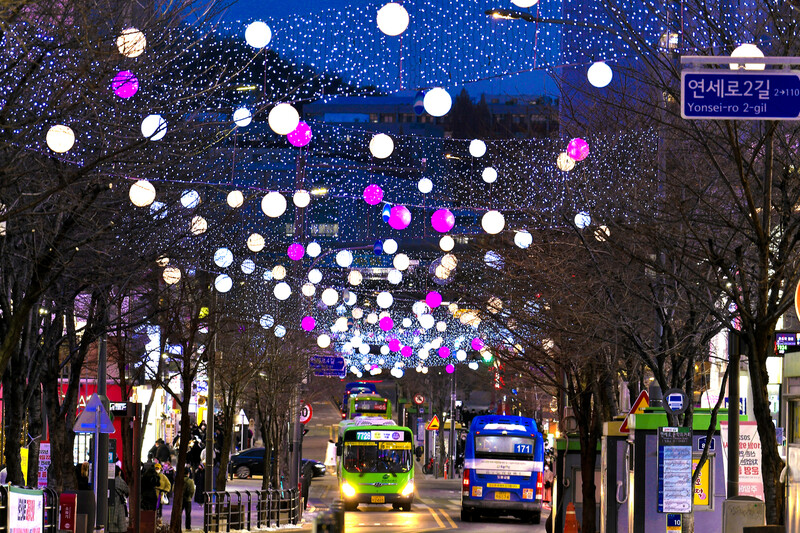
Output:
[[203, 487, 300, 532]]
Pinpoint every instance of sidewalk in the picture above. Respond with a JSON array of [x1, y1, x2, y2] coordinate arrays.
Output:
[[157, 496, 312, 532]]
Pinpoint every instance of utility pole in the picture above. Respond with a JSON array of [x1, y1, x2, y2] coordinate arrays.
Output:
[[448, 369, 457, 480], [96, 329, 109, 533], [205, 294, 217, 494]]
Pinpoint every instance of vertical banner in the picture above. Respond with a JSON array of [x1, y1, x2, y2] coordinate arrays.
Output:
[[658, 427, 693, 513], [37, 443, 50, 489], [7, 486, 44, 533], [720, 421, 764, 499], [692, 454, 711, 508]]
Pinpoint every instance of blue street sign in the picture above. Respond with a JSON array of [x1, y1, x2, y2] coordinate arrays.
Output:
[[314, 368, 346, 378], [697, 435, 715, 453], [310, 355, 345, 371], [682, 70, 800, 120]]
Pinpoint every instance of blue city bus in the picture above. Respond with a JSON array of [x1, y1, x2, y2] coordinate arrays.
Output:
[[461, 415, 545, 524], [341, 382, 379, 417]]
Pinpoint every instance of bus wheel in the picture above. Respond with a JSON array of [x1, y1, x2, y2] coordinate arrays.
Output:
[[344, 502, 358, 512], [460, 509, 473, 522], [401, 503, 412, 512], [527, 512, 541, 524], [392, 503, 400, 510]]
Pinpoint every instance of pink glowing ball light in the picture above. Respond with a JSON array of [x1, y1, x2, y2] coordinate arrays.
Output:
[[363, 184, 384, 205], [430, 208, 455, 233], [112, 70, 139, 99], [301, 316, 316, 331], [471, 337, 485, 351], [445, 364, 455, 374], [388, 205, 412, 230], [287, 121, 313, 147], [401, 345, 413, 357], [567, 138, 590, 161], [425, 291, 443, 308], [388, 338, 401, 351], [287, 243, 305, 261], [438, 346, 451, 358], [379, 316, 394, 331]]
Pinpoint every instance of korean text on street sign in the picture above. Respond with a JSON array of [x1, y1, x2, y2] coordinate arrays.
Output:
[[310, 355, 345, 371], [682, 70, 800, 120]]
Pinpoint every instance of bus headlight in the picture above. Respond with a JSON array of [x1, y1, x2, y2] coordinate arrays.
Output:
[[401, 481, 414, 497], [341, 482, 356, 498]]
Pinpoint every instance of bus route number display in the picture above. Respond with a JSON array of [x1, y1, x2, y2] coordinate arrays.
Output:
[[355, 430, 403, 441], [514, 443, 532, 454]]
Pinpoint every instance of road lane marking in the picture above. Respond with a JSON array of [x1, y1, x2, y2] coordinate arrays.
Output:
[[441, 510, 458, 529], [428, 508, 445, 529]]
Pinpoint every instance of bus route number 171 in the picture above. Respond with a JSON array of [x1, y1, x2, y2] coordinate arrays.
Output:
[[514, 443, 532, 454]]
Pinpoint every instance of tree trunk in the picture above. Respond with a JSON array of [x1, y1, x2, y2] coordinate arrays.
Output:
[[216, 403, 235, 492], [26, 385, 43, 486], [169, 397, 193, 533], [750, 331, 785, 524]]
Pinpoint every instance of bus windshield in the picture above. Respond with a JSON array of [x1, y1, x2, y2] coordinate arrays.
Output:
[[343, 442, 412, 474], [474, 435, 535, 459]]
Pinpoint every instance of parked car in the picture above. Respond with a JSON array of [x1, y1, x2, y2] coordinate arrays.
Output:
[[228, 447, 325, 479]]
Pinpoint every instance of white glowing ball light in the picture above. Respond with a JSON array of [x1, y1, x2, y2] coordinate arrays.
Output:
[[439, 235, 454, 252], [557, 152, 576, 171], [369, 134, 394, 159], [214, 248, 233, 268], [344, 291, 357, 306], [456, 350, 467, 361], [514, 230, 533, 249], [129, 180, 156, 207], [481, 210, 506, 234], [376, 292, 394, 308], [376, 2, 409, 36], [260, 314, 275, 329], [141, 114, 167, 141], [261, 191, 287, 217], [482, 167, 497, 183], [293, 190, 311, 208], [227, 190, 244, 208], [419, 314, 435, 330], [190, 216, 207, 235], [730, 43, 765, 71], [307, 242, 321, 257], [241, 259, 255, 274], [383, 239, 398, 254], [387, 269, 402, 285], [336, 250, 354, 268], [511, 0, 539, 6], [423, 87, 452, 117], [469, 139, 487, 158], [308, 269, 323, 284], [274, 282, 291, 300], [245, 21, 272, 48], [181, 190, 200, 209], [321, 288, 339, 306], [247, 233, 265, 252], [46, 125, 75, 153], [587, 61, 613, 88], [163, 266, 181, 285], [352, 308, 364, 319], [272, 265, 287, 280], [367, 313, 378, 324], [268, 103, 300, 135], [214, 274, 233, 293], [348, 270, 363, 286], [233, 107, 252, 127], [317, 334, 331, 349], [418, 178, 433, 194], [575, 211, 592, 229], [393, 253, 410, 271], [116, 28, 146, 58], [302, 283, 316, 297]]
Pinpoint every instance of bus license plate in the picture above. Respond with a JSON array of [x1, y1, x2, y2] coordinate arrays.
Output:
[[371, 495, 385, 503], [495, 492, 511, 501]]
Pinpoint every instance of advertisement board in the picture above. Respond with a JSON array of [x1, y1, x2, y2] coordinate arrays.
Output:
[[7, 486, 43, 533]]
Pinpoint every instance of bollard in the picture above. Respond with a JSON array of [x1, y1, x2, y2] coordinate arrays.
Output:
[[564, 501, 579, 533], [330, 500, 345, 532]]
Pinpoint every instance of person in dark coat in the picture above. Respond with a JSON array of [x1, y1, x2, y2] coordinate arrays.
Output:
[[300, 461, 314, 510], [192, 463, 206, 505], [109, 466, 129, 533], [76, 462, 91, 490], [141, 463, 159, 511], [155, 439, 172, 464]]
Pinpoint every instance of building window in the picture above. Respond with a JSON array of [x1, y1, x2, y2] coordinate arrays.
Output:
[[381, 114, 395, 123], [369, 113, 378, 123]]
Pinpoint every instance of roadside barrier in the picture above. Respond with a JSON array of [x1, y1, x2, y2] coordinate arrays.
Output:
[[0, 485, 59, 533], [202, 487, 300, 532]]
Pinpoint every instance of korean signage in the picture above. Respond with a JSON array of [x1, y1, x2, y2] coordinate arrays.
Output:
[[658, 427, 693, 513], [720, 421, 764, 499], [37, 443, 50, 489], [692, 454, 712, 509], [8, 486, 43, 533], [58, 493, 77, 533], [682, 71, 800, 120]]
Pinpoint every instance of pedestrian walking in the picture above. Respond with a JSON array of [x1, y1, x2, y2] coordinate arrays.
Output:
[[109, 466, 129, 533], [182, 466, 195, 530]]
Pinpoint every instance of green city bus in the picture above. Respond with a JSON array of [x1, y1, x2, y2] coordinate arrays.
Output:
[[346, 393, 392, 420], [337, 419, 414, 511]]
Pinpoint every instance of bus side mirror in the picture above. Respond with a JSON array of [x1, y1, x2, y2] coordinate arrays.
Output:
[[336, 442, 342, 456]]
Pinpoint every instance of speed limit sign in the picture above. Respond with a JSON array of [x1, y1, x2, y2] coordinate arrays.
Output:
[[300, 404, 313, 424]]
